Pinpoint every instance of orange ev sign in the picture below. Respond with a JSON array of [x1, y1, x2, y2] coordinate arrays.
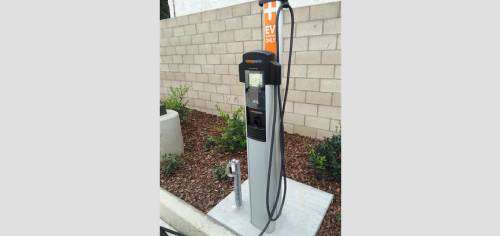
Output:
[[264, 1, 278, 55]]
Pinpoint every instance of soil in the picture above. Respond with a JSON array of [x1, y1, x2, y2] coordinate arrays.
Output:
[[160, 110, 341, 236]]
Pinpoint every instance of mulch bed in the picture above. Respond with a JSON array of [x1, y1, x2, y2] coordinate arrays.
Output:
[[160, 110, 341, 236]]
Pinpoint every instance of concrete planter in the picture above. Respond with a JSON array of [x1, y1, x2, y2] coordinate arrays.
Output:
[[160, 109, 184, 156]]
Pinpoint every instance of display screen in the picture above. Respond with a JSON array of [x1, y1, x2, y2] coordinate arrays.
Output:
[[248, 72, 263, 87]]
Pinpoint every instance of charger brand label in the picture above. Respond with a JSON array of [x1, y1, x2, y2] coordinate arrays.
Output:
[[264, 1, 278, 55]]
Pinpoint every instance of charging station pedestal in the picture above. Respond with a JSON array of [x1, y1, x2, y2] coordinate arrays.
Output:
[[207, 1, 335, 235]]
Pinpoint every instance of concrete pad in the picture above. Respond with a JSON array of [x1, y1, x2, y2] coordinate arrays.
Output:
[[208, 179, 334, 236]]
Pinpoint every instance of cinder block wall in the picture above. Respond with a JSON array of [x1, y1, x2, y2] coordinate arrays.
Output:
[[160, 1, 341, 139]]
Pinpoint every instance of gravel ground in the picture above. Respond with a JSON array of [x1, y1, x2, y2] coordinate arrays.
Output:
[[160, 110, 340, 236]]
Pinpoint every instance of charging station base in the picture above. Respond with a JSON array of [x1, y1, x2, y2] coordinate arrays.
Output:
[[207, 178, 334, 236]]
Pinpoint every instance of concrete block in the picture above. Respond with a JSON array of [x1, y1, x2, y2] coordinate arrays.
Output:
[[174, 27, 184, 37], [308, 65, 334, 79], [295, 78, 320, 91], [194, 55, 207, 64], [206, 55, 221, 65], [210, 20, 226, 32], [221, 54, 235, 64], [242, 14, 260, 28], [330, 119, 341, 133], [296, 21, 322, 37], [288, 65, 307, 78], [306, 92, 332, 105], [160, 110, 184, 156], [173, 55, 183, 64], [336, 34, 341, 50], [228, 65, 239, 75], [284, 112, 305, 125], [174, 37, 184, 46], [294, 102, 318, 116], [295, 51, 321, 64], [202, 11, 217, 22], [211, 93, 224, 103], [320, 79, 341, 93], [212, 43, 227, 53], [244, 41, 261, 52], [284, 6, 309, 23], [176, 16, 189, 26], [317, 129, 334, 139], [199, 91, 210, 100], [225, 17, 242, 30], [196, 74, 209, 83], [332, 92, 341, 107], [230, 85, 244, 95], [204, 32, 218, 43], [208, 74, 222, 84], [196, 22, 210, 34], [233, 3, 251, 16], [219, 31, 234, 43], [189, 13, 201, 24], [182, 55, 194, 64], [227, 42, 243, 53], [287, 90, 306, 102], [324, 18, 341, 35], [284, 123, 294, 133], [199, 44, 212, 54], [252, 28, 262, 40], [202, 65, 215, 74], [217, 7, 233, 20], [184, 24, 197, 35], [250, 2, 260, 14], [294, 125, 317, 137], [234, 29, 252, 41], [335, 65, 341, 78], [322, 50, 341, 65], [214, 65, 229, 74], [305, 116, 330, 130], [318, 105, 341, 119], [222, 74, 237, 84], [309, 35, 337, 50], [284, 37, 308, 52], [175, 46, 186, 55], [310, 2, 340, 20], [192, 34, 204, 44], [186, 45, 198, 55], [217, 85, 231, 94], [190, 65, 202, 73], [205, 84, 217, 93]]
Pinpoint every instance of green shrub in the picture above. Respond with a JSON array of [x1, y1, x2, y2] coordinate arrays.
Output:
[[213, 164, 227, 181], [160, 153, 183, 176], [206, 106, 246, 153], [162, 85, 190, 122], [308, 135, 341, 179]]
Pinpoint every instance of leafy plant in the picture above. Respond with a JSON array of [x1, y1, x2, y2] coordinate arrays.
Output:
[[308, 135, 341, 179], [206, 106, 246, 153], [160, 153, 183, 176], [162, 85, 190, 123], [213, 164, 227, 181]]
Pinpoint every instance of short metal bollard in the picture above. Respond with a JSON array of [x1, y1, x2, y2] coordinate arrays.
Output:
[[226, 159, 242, 208]]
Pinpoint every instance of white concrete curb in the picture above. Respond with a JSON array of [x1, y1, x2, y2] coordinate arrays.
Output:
[[160, 188, 237, 236]]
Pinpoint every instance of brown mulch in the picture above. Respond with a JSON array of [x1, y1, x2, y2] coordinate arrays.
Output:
[[160, 110, 340, 236]]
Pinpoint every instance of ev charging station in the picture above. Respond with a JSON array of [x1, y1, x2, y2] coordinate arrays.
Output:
[[239, 0, 289, 234], [208, 1, 334, 235]]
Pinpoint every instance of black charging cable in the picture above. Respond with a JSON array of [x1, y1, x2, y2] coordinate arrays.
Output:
[[259, 1, 294, 235], [160, 226, 186, 236]]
